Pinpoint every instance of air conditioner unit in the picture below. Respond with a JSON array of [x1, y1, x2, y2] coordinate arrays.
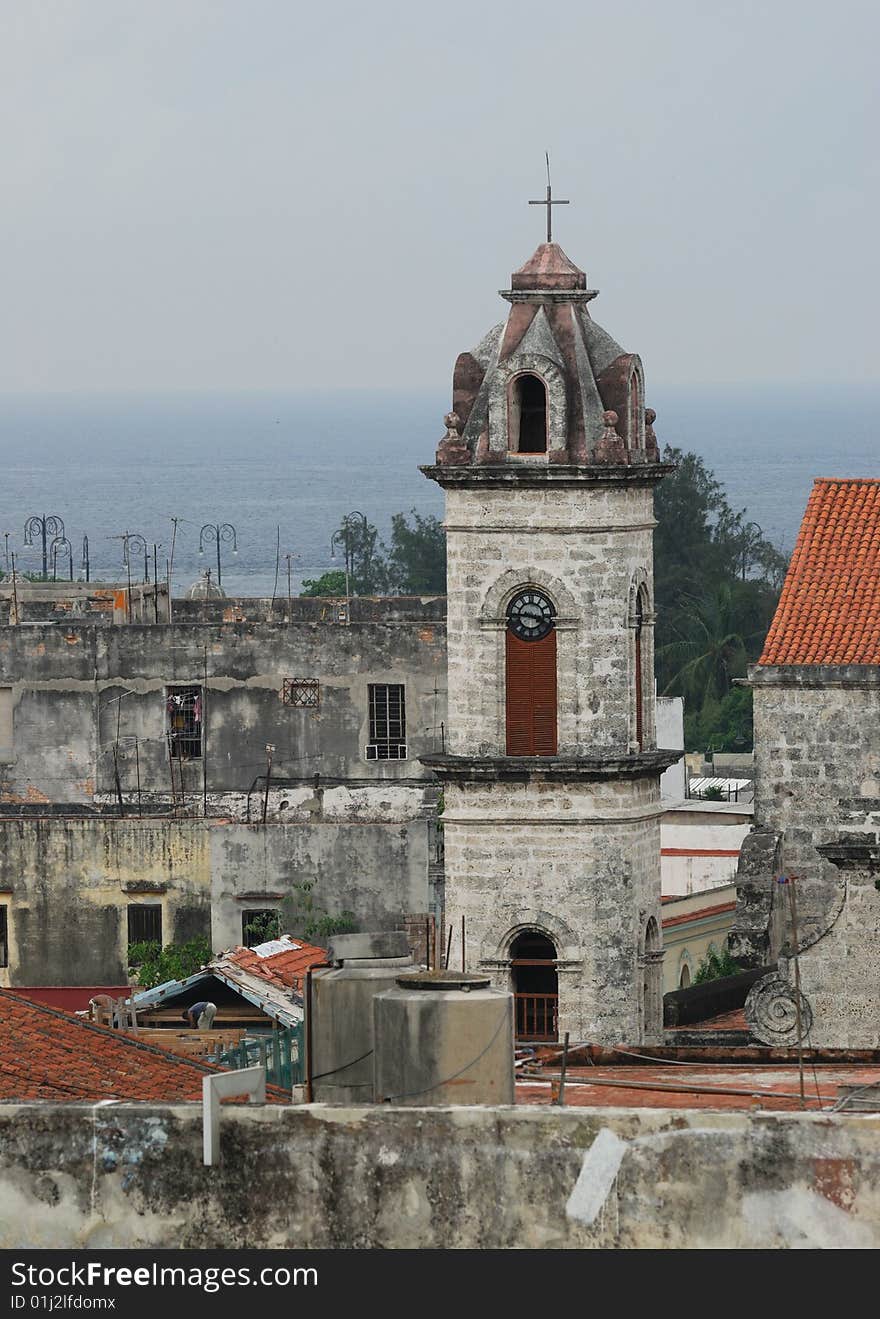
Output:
[[365, 744, 408, 761]]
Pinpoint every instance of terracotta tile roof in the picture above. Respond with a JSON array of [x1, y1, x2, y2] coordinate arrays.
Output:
[[759, 478, 880, 665], [0, 988, 285, 1103], [662, 900, 737, 930], [224, 936, 327, 994]]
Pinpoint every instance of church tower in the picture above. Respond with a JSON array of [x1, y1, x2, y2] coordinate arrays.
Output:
[[422, 228, 677, 1044]]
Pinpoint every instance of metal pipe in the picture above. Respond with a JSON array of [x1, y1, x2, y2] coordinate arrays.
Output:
[[558, 1032, 569, 1106], [304, 968, 314, 1103]]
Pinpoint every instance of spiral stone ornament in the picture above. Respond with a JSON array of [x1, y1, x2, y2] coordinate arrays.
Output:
[[744, 973, 813, 1046]]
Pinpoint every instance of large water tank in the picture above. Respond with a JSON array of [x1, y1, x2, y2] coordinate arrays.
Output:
[[309, 931, 414, 1104], [373, 970, 515, 1106]]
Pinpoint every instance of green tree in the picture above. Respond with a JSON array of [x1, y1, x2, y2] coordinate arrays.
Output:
[[331, 514, 381, 594], [654, 445, 787, 749], [379, 509, 446, 595], [693, 945, 742, 984], [281, 879, 358, 944], [128, 935, 213, 990], [300, 569, 349, 597]]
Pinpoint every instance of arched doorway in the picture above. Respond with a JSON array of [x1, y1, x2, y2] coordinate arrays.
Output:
[[511, 930, 558, 1041]]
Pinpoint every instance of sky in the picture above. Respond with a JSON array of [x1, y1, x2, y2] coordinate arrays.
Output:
[[1, 0, 877, 392]]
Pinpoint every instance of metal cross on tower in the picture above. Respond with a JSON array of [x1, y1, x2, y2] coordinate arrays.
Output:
[[528, 152, 569, 244]]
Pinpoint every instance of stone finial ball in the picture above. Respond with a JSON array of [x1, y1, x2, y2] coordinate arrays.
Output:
[[645, 408, 656, 423], [602, 410, 618, 425], [443, 412, 461, 437]]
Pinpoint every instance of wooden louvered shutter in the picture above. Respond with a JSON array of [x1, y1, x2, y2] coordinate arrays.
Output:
[[506, 630, 557, 755]]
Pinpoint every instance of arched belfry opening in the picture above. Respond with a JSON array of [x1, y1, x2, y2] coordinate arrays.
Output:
[[628, 371, 641, 449], [511, 930, 558, 1041], [509, 374, 548, 453], [505, 587, 557, 755]]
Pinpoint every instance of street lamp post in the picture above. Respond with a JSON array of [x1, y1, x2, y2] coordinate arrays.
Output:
[[24, 514, 65, 580], [50, 536, 73, 582], [199, 523, 237, 590], [330, 510, 369, 600], [80, 536, 90, 583]]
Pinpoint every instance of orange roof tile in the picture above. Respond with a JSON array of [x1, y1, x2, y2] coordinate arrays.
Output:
[[759, 478, 880, 665], [0, 989, 286, 1103], [224, 937, 327, 994]]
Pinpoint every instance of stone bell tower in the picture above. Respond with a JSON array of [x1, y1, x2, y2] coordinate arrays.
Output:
[[422, 232, 678, 1044]]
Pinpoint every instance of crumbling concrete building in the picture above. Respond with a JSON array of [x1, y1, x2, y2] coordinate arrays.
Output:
[[0, 596, 445, 987]]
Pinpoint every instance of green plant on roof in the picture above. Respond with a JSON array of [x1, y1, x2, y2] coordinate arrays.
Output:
[[128, 935, 213, 990]]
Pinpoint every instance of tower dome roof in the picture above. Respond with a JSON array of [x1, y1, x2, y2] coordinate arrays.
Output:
[[511, 242, 587, 291], [431, 239, 660, 470]]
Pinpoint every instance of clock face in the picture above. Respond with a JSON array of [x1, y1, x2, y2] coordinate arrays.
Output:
[[507, 589, 555, 641]]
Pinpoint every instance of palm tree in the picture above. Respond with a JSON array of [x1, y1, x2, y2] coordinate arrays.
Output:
[[658, 584, 766, 710]]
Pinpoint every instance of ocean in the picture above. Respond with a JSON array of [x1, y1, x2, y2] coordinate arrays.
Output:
[[0, 385, 876, 597]]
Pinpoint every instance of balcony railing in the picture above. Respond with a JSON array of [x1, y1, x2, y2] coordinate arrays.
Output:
[[515, 992, 558, 1042]]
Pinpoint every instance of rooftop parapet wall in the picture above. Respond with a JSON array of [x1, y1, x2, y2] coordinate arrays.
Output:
[[0, 615, 448, 801], [0, 1102, 878, 1249]]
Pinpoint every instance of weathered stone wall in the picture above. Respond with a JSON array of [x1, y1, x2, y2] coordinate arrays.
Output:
[[1, 1102, 878, 1249], [443, 481, 656, 757], [442, 773, 664, 1042], [0, 816, 433, 987], [748, 668, 880, 943], [777, 848, 880, 1048]]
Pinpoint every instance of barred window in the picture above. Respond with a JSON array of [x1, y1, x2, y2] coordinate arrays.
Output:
[[282, 678, 320, 708], [367, 683, 406, 760], [166, 685, 203, 759], [241, 909, 282, 947], [127, 904, 162, 947], [0, 906, 8, 969]]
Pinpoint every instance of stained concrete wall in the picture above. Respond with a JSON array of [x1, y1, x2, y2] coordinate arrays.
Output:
[[0, 816, 434, 987], [0, 1103, 878, 1249], [0, 602, 447, 806]]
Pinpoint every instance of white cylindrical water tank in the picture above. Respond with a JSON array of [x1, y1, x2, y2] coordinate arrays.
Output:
[[373, 970, 515, 1106], [309, 931, 414, 1104]]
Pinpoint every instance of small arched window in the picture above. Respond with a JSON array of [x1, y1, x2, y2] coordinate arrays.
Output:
[[634, 585, 647, 749], [679, 963, 691, 988], [510, 374, 548, 454], [628, 372, 641, 449]]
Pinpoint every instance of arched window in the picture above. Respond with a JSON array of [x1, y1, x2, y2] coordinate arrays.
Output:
[[628, 373, 640, 449], [643, 916, 662, 1038], [511, 930, 558, 1041], [505, 588, 557, 755], [509, 374, 548, 454], [634, 584, 649, 750], [679, 963, 691, 988]]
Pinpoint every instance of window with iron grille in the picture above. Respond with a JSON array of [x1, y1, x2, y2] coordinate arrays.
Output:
[[166, 684, 203, 759], [127, 904, 162, 947], [241, 909, 282, 947], [367, 683, 407, 759], [0, 906, 8, 969], [282, 678, 320, 708]]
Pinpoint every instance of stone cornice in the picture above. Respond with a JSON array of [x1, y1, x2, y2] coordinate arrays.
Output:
[[816, 841, 880, 871], [420, 463, 673, 490], [421, 750, 681, 783], [747, 664, 880, 690], [499, 289, 599, 305]]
